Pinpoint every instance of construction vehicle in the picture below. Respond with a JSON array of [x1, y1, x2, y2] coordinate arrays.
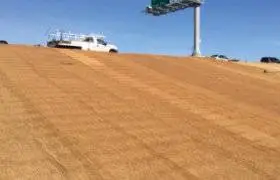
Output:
[[47, 30, 118, 53]]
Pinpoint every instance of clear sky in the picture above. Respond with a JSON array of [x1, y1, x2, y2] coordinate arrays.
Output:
[[0, 0, 279, 60]]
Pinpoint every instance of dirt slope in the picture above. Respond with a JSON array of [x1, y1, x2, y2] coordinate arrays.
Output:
[[238, 62, 280, 76], [1, 45, 280, 180]]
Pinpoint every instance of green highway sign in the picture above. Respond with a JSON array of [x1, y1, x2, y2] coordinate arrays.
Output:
[[147, 0, 202, 15], [151, 0, 201, 8], [151, 0, 170, 7]]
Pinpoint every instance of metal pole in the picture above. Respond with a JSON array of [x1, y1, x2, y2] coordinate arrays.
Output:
[[192, 6, 201, 57]]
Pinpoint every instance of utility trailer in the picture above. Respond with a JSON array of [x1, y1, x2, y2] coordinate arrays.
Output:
[[47, 30, 118, 53]]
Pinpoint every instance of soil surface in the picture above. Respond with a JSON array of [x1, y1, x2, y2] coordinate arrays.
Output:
[[1, 45, 280, 180]]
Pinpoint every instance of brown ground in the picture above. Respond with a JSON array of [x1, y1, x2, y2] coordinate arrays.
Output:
[[1, 45, 280, 180], [238, 62, 280, 76]]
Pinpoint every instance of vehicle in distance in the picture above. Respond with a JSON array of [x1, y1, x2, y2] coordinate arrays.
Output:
[[0, 40, 8, 44], [47, 30, 118, 53], [211, 54, 229, 60], [210, 54, 240, 62], [260, 57, 280, 63]]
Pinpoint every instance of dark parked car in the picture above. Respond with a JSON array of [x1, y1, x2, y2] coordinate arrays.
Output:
[[0, 40, 8, 44], [260, 57, 280, 63]]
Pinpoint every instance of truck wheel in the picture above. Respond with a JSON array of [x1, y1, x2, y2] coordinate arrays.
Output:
[[109, 49, 118, 53], [0, 40, 8, 44], [47, 41, 58, 48]]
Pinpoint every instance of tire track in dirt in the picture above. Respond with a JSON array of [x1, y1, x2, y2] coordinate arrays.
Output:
[[0, 47, 106, 180], [58, 51, 265, 179], [7, 47, 197, 180], [83, 52, 280, 143], [83, 54, 280, 178], [126, 55, 280, 112], [59, 50, 280, 179], [1, 46, 280, 179], [121, 55, 280, 135]]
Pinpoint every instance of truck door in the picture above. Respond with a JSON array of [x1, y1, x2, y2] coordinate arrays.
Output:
[[84, 37, 99, 51], [97, 39, 108, 52]]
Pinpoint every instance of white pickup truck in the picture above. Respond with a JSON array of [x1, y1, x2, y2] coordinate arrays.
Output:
[[47, 30, 118, 53]]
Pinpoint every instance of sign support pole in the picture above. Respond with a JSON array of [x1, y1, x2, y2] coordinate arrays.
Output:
[[192, 6, 201, 57]]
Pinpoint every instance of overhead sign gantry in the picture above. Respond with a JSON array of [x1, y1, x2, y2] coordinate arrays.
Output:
[[146, 0, 202, 57]]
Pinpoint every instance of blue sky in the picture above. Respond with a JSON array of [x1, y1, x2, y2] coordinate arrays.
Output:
[[0, 0, 279, 60]]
